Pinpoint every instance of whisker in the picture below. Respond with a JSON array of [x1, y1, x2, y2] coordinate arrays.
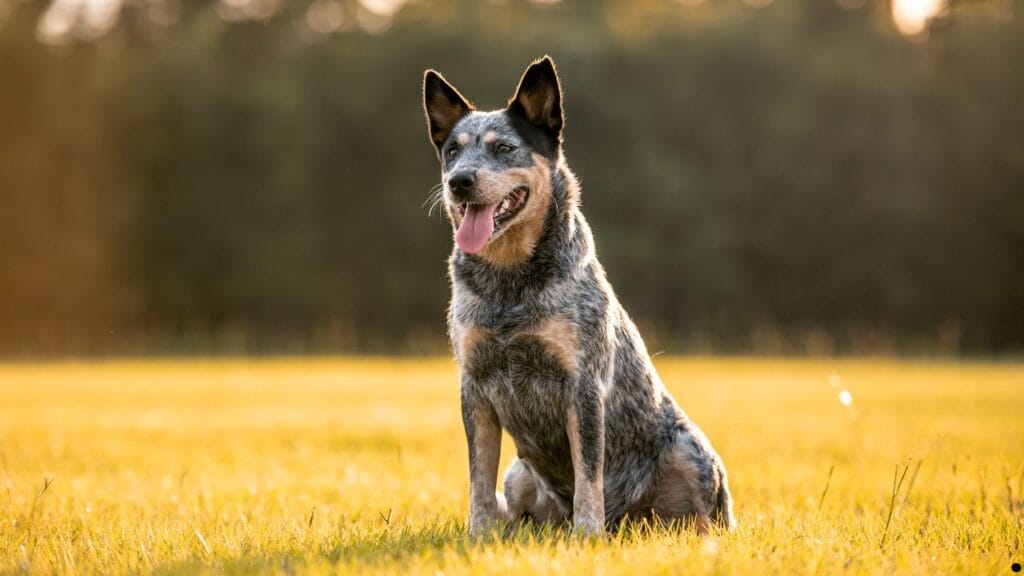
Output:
[[423, 183, 447, 219], [421, 183, 443, 209]]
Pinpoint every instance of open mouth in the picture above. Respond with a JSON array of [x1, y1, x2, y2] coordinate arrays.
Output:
[[454, 186, 530, 254], [457, 186, 529, 224]]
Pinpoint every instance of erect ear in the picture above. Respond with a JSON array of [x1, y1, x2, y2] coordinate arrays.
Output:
[[423, 70, 474, 155], [507, 55, 563, 142]]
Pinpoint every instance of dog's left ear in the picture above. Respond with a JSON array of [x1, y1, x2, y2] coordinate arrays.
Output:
[[507, 56, 563, 143]]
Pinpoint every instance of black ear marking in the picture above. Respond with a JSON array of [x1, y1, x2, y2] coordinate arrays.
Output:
[[423, 69, 474, 156], [507, 55, 564, 142]]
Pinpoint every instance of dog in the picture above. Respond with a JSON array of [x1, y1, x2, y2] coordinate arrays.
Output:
[[422, 56, 735, 537]]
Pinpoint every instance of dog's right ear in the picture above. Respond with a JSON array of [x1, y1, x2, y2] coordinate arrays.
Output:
[[423, 70, 474, 156]]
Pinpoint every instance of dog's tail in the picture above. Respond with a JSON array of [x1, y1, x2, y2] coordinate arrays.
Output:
[[712, 469, 736, 530]]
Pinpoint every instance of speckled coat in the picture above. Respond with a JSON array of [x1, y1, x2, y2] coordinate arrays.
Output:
[[423, 56, 735, 536]]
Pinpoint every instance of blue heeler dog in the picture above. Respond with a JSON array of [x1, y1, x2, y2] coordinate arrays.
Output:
[[422, 56, 735, 536]]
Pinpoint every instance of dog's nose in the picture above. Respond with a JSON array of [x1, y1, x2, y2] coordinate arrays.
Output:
[[447, 171, 476, 198]]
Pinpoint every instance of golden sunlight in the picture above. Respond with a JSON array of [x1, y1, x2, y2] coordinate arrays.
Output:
[[892, 0, 946, 36], [36, 0, 123, 45]]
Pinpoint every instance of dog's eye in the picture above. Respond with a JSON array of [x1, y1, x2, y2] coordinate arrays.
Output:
[[496, 144, 514, 154], [446, 147, 459, 159]]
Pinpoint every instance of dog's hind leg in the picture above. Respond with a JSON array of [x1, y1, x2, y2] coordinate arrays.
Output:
[[503, 458, 569, 525], [649, 427, 734, 535]]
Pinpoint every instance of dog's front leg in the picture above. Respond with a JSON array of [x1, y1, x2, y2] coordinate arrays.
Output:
[[461, 383, 502, 536], [566, 388, 605, 536]]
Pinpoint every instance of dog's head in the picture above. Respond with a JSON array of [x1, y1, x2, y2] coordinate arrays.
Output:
[[423, 56, 564, 261]]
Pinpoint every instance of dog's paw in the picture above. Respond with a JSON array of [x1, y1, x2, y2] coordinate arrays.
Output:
[[572, 516, 605, 539], [573, 506, 602, 537], [494, 491, 511, 521], [468, 513, 504, 538]]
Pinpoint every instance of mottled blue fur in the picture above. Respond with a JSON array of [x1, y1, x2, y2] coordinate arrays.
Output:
[[423, 56, 734, 536]]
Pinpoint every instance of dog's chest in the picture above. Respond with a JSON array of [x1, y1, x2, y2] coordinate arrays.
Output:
[[455, 316, 579, 486], [454, 317, 577, 402], [451, 296, 580, 384]]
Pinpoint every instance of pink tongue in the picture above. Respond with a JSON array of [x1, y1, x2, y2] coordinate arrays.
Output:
[[455, 204, 497, 254]]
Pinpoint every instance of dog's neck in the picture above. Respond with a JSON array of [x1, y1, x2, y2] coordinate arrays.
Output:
[[449, 164, 592, 304]]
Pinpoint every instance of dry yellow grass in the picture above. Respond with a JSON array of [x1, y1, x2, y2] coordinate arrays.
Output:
[[1, 357, 1022, 574]]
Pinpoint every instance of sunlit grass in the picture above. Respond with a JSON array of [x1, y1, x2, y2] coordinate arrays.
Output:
[[1, 358, 1021, 574]]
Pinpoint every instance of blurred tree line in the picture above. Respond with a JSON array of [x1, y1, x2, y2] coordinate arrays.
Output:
[[0, 0, 1021, 357]]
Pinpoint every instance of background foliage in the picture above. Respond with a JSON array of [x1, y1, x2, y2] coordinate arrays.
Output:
[[1, 0, 1022, 356]]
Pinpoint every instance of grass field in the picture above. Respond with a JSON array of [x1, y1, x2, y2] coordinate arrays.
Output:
[[1, 358, 1022, 575]]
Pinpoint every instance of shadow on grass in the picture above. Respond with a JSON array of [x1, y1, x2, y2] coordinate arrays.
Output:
[[150, 516, 711, 574], [151, 518, 464, 575]]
